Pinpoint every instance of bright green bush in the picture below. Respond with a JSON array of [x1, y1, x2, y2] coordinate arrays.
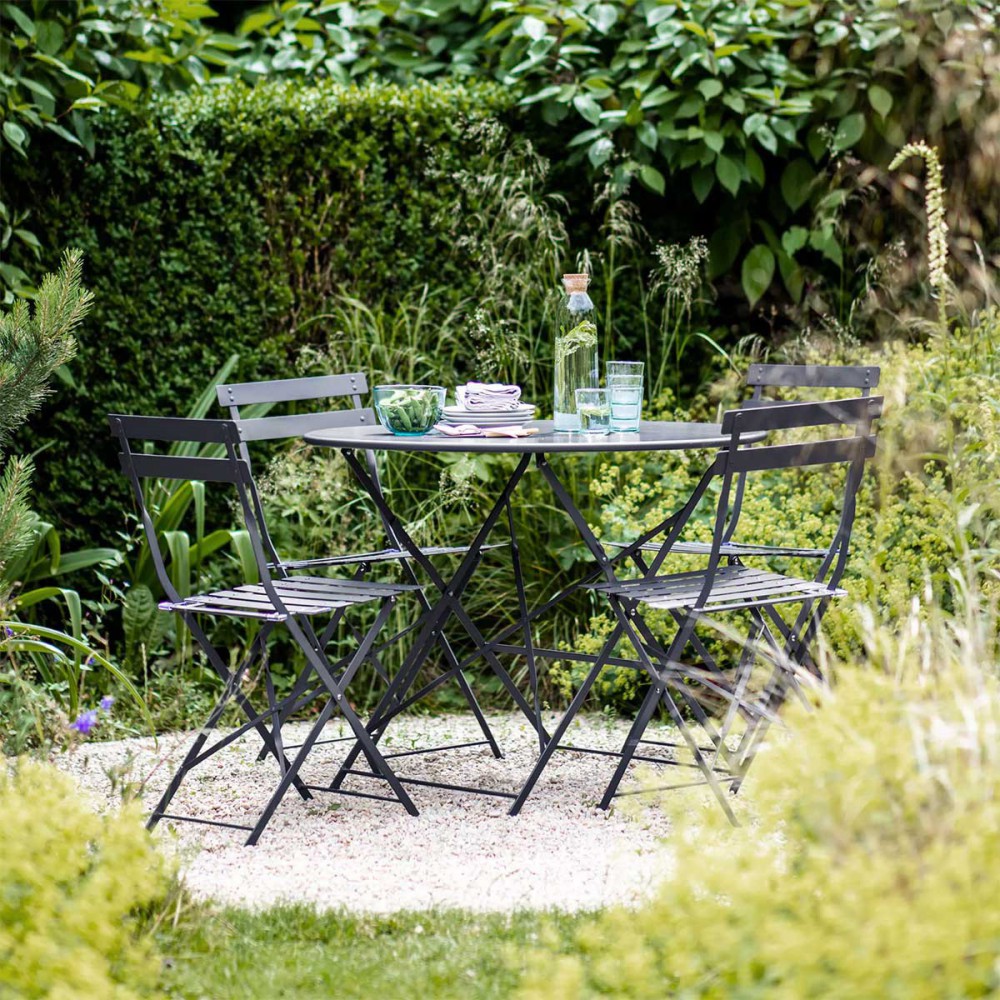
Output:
[[553, 307, 1000, 711], [11, 79, 524, 544], [520, 583, 1000, 999], [0, 760, 170, 999]]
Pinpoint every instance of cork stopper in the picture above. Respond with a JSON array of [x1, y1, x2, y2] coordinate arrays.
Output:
[[562, 273, 590, 294]]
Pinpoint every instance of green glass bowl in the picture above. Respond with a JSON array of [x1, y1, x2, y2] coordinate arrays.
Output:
[[373, 385, 446, 436]]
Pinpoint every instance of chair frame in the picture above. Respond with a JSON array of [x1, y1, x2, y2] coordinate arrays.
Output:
[[510, 394, 882, 821], [217, 372, 504, 763], [110, 413, 422, 844], [621, 363, 881, 563]]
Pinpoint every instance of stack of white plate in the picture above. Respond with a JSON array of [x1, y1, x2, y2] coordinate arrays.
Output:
[[440, 403, 536, 427]]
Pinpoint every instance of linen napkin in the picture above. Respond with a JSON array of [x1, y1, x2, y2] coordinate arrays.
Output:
[[461, 381, 522, 411], [434, 423, 538, 438]]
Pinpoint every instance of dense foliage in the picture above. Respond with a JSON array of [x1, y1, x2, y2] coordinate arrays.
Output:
[[12, 79, 531, 541], [4, 1, 997, 310], [0, 760, 169, 998]]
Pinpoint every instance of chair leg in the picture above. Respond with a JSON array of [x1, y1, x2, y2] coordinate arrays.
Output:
[[148, 644, 260, 830], [607, 604, 740, 825], [287, 602, 420, 817], [184, 617, 312, 802], [509, 623, 625, 815], [598, 681, 665, 810]]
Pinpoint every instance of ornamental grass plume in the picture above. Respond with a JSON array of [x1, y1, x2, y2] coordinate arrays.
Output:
[[889, 141, 949, 328]]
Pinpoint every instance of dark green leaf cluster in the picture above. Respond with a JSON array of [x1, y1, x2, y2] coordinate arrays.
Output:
[[9, 80, 518, 544]]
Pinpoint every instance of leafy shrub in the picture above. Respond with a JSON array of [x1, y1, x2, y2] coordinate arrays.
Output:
[[10, 79, 531, 545], [214, 0, 999, 309], [0, 760, 170, 998], [519, 581, 1000, 998], [553, 306, 1000, 711]]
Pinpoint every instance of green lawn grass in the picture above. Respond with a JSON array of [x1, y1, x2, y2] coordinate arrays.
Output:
[[158, 904, 584, 1000]]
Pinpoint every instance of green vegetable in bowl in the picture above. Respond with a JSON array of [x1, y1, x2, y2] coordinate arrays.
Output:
[[375, 386, 443, 434]]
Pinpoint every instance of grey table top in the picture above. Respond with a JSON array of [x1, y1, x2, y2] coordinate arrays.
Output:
[[304, 419, 754, 454]]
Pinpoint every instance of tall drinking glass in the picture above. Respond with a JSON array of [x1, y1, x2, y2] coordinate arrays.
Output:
[[606, 361, 644, 432]]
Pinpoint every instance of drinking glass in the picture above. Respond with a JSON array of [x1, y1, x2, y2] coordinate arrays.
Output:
[[606, 360, 645, 382], [606, 362, 644, 432], [574, 388, 612, 434], [607, 381, 643, 432]]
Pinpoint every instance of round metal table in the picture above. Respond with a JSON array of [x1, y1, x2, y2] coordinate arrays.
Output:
[[304, 418, 743, 454], [303, 418, 752, 811]]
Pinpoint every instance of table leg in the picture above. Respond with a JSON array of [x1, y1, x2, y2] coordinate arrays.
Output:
[[328, 451, 538, 792]]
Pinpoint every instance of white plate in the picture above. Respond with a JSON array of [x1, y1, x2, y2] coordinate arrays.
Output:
[[440, 411, 536, 427], [443, 403, 535, 418]]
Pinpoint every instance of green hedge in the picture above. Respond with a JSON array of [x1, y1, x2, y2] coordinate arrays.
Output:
[[16, 80, 514, 544]]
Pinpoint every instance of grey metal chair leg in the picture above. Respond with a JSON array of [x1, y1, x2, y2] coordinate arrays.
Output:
[[508, 623, 625, 816]]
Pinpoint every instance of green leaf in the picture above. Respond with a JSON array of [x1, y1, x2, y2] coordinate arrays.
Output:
[[745, 147, 765, 186], [692, 166, 715, 204], [715, 154, 740, 196], [639, 164, 665, 195], [777, 250, 805, 303], [697, 78, 723, 100], [868, 85, 893, 118], [810, 227, 843, 268], [521, 16, 547, 41], [589, 4, 619, 33], [2, 122, 27, 150], [832, 112, 865, 152], [588, 136, 614, 167], [780, 158, 815, 211], [781, 226, 809, 256], [34, 20, 65, 55], [573, 94, 603, 125], [741, 245, 775, 308], [4, 4, 35, 36], [703, 131, 724, 153], [637, 120, 658, 150], [240, 9, 276, 33]]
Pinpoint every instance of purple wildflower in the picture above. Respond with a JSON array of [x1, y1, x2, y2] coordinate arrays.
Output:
[[4, 627, 12, 637], [70, 709, 99, 735], [84, 656, 94, 666], [99, 695, 115, 711]]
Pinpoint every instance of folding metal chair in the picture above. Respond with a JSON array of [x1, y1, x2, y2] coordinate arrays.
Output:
[[110, 414, 421, 845], [616, 363, 881, 564], [511, 395, 882, 821], [216, 372, 503, 760]]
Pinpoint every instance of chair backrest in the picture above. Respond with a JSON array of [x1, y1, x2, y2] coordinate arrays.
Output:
[[216, 373, 375, 442], [217, 372, 400, 554], [696, 396, 882, 604], [745, 363, 880, 401], [108, 414, 280, 607]]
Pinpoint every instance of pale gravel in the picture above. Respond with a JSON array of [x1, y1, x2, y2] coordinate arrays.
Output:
[[55, 712, 718, 914]]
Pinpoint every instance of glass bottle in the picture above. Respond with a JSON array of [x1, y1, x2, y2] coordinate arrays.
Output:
[[553, 273, 599, 432]]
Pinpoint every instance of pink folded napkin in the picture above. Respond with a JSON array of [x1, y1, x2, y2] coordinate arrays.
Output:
[[460, 382, 522, 412]]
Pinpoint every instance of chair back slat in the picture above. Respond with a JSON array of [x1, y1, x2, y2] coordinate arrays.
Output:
[[217, 373, 368, 407], [108, 413, 234, 444], [722, 396, 882, 435], [110, 415, 279, 608], [727, 436, 876, 474], [122, 452, 244, 484], [746, 363, 880, 391], [234, 407, 376, 442]]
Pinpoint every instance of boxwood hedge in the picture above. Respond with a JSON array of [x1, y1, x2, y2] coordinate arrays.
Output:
[[15, 80, 514, 543]]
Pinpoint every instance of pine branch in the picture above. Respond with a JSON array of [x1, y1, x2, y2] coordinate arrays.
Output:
[[0, 248, 92, 446], [0, 455, 36, 580]]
